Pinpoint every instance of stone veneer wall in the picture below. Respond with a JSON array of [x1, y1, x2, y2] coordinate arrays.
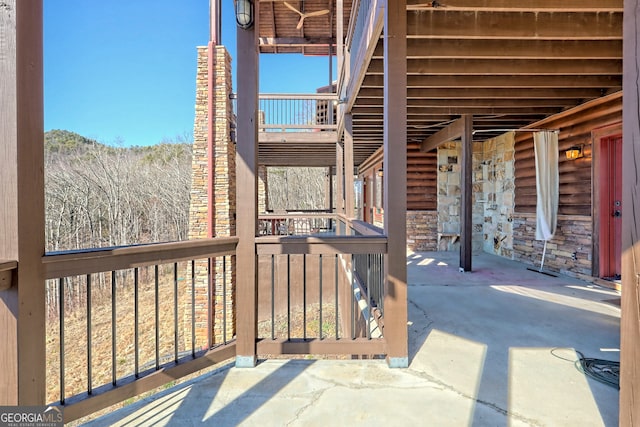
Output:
[[475, 132, 516, 259], [188, 45, 236, 346], [406, 133, 516, 255], [258, 166, 268, 213], [513, 213, 593, 276], [406, 210, 438, 251], [436, 142, 461, 251], [476, 131, 594, 277]]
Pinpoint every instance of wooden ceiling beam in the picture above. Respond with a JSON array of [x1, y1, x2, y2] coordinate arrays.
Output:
[[353, 98, 591, 108], [419, 117, 464, 152], [351, 106, 562, 115], [406, 11, 622, 39], [259, 37, 334, 46], [367, 58, 622, 75], [361, 74, 623, 89], [405, 0, 623, 12], [373, 39, 622, 60], [356, 87, 604, 99], [258, 132, 338, 143]]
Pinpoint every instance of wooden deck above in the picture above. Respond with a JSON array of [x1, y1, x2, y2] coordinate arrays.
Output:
[[349, 0, 623, 150], [256, 0, 623, 168]]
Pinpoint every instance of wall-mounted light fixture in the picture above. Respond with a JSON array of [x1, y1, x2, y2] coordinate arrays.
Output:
[[235, 0, 254, 29], [377, 167, 383, 177], [565, 145, 583, 160]]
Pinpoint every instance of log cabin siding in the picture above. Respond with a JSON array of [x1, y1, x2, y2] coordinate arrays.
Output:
[[514, 93, 622, 216], [359, 144, 437, 212], [407, 143, 437, 211]]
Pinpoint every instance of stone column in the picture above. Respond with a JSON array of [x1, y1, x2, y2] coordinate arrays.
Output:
[[258, 165, 268, 213], [188, 45, 236, 347]]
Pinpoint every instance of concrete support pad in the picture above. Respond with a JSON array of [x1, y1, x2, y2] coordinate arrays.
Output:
[[387, 356, 409, 368], [235, 355, 257, 368]]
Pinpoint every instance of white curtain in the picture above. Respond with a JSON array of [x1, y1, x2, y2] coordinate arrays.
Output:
[[534, 131, 559, 241]]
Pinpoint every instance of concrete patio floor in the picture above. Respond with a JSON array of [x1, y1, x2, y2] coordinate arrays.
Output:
[[84, 252, 621, 426]]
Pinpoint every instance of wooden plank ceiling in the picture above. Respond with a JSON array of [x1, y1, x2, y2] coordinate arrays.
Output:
[[257, 0, 623, 167], [356, 0, 623, 158], [258, 0, 351, 55]]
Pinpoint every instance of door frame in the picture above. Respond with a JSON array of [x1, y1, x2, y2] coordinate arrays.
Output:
[[592, 122, 623, 277]]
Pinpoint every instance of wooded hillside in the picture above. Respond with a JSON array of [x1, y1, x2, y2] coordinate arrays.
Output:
[[45, 130, 192, 251]]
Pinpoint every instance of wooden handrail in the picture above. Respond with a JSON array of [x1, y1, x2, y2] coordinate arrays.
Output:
[[0, 259, 17, 291], [345, 0, 363, 50], [350, 219, 384, 236], [259, 124, 336, 130], [255, 235, 387, 255], [258, 93, 336, 101], [259, 213, 336, 219], [231, 93, 338, 101], [0, 259, 17, 272], [42, 237, 238, 280]]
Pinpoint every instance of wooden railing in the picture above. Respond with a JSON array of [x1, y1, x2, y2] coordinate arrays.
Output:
[[255, 234, 387, 356], [344, 0, 384, 110], [41, 225, 392, 421], [42, 237, 238, 423], [259, 212, 335, 236], [232, 93, 338, 132], [0, 259, 17, 291]]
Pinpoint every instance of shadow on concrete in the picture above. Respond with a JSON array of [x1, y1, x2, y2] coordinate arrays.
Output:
[[406, 251, 620, 426], [198, 359, 315, 424]]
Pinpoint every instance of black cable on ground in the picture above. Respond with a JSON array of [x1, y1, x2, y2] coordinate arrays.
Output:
[[550, 348, 619, 390], [574, 350, 619, 390]]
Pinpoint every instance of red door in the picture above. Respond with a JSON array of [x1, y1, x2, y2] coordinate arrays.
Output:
[[599, 135, 622, 279]]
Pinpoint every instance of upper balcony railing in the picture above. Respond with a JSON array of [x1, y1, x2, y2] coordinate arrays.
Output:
[[232, 93, 338, 133], [343, 0, 383, 108]]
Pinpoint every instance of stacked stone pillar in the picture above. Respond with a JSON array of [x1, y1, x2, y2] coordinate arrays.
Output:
[[258, 166, 268, 213], [188, 45, 236, 347]]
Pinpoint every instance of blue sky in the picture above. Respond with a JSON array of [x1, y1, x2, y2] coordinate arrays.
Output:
[[44, 1, 336, 146]]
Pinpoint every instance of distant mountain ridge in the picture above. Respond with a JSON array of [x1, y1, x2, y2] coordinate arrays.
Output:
[[44, 129, 191, 163], [45, 129, 102, 153]]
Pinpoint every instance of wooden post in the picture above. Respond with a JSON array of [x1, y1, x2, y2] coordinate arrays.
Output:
[[344, 113, 355, 218], [337, 0, 344, 77], [460, 115, 473, 272], [0, 0, 46, 404], [326, 167, 333, 211], [235, 12, 259, 368], [336, 142, 345, 215], [383, 0, 408, 368], [620, 0, 640, 423]]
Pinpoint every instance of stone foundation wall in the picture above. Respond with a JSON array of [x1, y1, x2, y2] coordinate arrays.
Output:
[[406, 210, 438, 251], [513, 213, 593, 276]]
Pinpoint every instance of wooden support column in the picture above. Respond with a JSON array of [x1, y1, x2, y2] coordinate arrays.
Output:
[[235, 14, 259, 368], [327, 167, 334, 211], [383, 0, 408, 368], [0, 0, 46, 404], [336, 141, 345, 215], [621, 0, 640, 423], [344, 113, 355, 218], [460, 115, 473, 272], [337, 0, 344, 76]]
